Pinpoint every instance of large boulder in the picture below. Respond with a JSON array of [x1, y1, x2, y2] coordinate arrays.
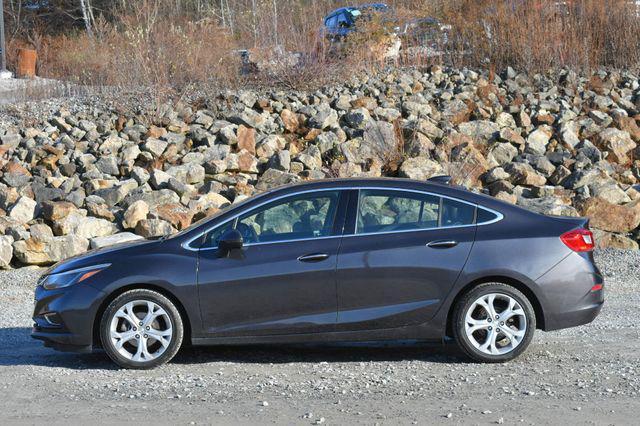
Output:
[[13, 235, 89, 266], [156, 203, 194, 230], [41, 201, 78, 222], [90, 232, 144, 250], [503, 163, 547, 187], [398, 157, 443, 181], [525, 126, 552, 155], [579, 198, 640, 233], [49, 207, 116, 239], [255, 169, 300, 191], [0, 235, 14, 269], [135, 219, 175, 238], [9, 197, 38, 224], [166, 163, 205, 185], [597, 128, 636, 164], [457, 120, 500, 143], [188, 192, 230, 213], [122, 200, 149, 229]]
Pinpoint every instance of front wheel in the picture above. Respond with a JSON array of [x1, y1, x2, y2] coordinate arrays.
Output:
[[452, 283, 536, 363], [100, 289, 184, 369]]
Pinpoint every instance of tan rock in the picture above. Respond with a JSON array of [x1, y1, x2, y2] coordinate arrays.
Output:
[[280, 109, 300, 133], [593, 229, 639, 250], [237, 125, 256, 155], [579, 197, 640, 233], [41, 201, 78, 222], [156, 203, 194, 230], [123, 200, 149, 229], [597, 128, 636, 165]]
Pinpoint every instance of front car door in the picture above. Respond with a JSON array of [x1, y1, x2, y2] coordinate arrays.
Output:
[[336, 188, 477, 331], [197, 190, 347, 337]]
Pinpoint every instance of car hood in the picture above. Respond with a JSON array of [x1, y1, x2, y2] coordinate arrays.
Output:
[[44, 238, 160, 275]]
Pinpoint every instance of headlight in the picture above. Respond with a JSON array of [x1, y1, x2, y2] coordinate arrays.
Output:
[[41, 264, 110, 290]]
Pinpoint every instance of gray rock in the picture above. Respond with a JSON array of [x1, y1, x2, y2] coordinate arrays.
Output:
[[489, 143, 518, 165], [0, 235, 14, 269], [95, 156, 119, 176], [308, 109, 338, 130], [135, 219, 175, 238], [9, 197, 37, 224], [142, 138, 169, 157], [398, 157, 443, 181], [90, 232, 145, 249], [458, 120, 500, 143], [343, 108, 371, 129], [256, 169, 300, 191], [525, 126, 552, 155], [166, 163, 205, 184]]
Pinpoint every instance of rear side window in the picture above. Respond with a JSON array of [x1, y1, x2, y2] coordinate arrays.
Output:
[[441, 198, 475, 227], [356, 190, 440, 234], [477, 207, 499, 224]]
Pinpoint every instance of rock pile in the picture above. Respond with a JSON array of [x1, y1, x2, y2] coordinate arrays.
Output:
[[1, 65, 640, 267]]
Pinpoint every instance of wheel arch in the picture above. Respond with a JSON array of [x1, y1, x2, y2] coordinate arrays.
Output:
[[445, 276, 546, 337], [92, 283, 193, 349]]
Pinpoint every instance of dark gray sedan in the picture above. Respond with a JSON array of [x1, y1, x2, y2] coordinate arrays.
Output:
[[32, 177, 604, 369]]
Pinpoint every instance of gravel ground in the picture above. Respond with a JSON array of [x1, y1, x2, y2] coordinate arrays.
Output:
[[0, 250, 638, 425]]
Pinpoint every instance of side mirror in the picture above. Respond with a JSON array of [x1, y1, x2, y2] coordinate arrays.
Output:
[[217, 229, 244, 257]]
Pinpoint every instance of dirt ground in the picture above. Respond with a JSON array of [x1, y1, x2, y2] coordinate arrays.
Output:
[[0, 250, 638, 425]]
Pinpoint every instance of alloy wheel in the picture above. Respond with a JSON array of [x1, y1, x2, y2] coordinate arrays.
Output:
[[463, 293, 527, 356], [109, 300, 173, 362]]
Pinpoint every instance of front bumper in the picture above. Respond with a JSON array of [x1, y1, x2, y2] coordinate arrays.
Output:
[[536, 252, 605, 331], [31, 282, 107, 353]]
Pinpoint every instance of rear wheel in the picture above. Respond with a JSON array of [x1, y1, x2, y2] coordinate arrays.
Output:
[[100, 289, 184, 369], [452, 283, 536, 363]]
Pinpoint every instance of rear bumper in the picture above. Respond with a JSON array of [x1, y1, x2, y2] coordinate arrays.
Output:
[[543, 299, 604, 331], [536, 251, 605, 331]]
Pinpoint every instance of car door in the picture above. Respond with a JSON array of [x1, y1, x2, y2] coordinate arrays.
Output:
[[197, 190, 347, 337], [335, 189, 476, 331]]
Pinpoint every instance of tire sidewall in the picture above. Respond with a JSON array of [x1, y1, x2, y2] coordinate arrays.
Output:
[[100, 289, 184, 369], [453, 283, 536, 363]]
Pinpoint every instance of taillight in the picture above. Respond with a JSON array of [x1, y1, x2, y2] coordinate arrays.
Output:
[[560, 228, 595, 252]]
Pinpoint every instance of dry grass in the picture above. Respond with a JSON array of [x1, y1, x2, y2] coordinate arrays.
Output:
[[5, 0, 640, 99], [438, 0, 640, 72]]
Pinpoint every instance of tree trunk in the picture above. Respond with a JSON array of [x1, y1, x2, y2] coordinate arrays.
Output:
[[79, 0, 94, 38]]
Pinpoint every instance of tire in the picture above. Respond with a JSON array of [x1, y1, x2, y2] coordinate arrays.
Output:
[[452, 283, 536, 363], [100, 289, 184, 369]]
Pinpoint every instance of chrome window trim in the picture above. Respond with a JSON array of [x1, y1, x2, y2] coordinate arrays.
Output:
[[182, 186, 504, 251]]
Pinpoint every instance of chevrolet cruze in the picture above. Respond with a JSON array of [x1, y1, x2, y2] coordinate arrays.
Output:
[[32, 177, 604, 369]]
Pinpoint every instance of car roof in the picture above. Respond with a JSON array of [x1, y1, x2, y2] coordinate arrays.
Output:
[[266, 177, 468, 199]]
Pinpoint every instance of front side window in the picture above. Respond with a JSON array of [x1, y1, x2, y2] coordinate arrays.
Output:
[[235, 191, 341, 244], [357, 190, 440, 234]]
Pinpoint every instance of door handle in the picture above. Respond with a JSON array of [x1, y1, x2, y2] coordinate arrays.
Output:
[[426, 240, 458, 249], [297, 253, 330, 262]]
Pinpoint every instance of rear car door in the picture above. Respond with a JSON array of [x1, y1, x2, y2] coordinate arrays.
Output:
[[197, 190, 347, 337], [335, 189, 476, 331]]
